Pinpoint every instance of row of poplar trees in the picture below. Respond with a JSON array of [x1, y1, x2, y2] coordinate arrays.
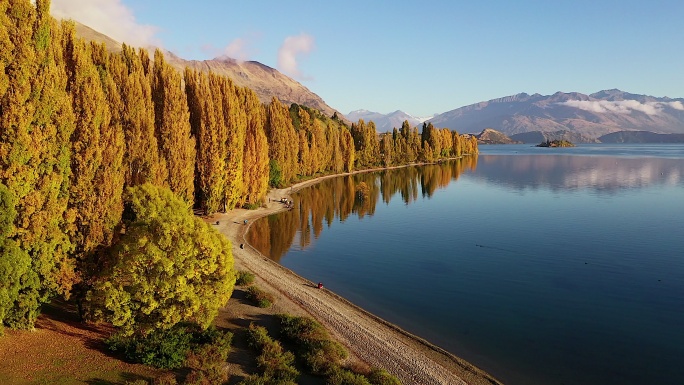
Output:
[[0, 0, 477, 331]]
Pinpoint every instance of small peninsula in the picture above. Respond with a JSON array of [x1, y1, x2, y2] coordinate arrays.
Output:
[[536, 139, 575, 147]]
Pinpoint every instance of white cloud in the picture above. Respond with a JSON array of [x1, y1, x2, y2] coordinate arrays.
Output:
[[223, 38, 250, 61], [560, 100, 682, 116], [277, 33, 315, 80], [668, 101, 684, 110], [51, 0, 159, 49]]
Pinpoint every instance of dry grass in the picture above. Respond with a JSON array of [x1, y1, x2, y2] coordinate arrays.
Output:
[[0, 301, 162, 385]]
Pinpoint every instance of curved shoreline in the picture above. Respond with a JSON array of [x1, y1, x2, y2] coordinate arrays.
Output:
[[213, 163, 501, 385]]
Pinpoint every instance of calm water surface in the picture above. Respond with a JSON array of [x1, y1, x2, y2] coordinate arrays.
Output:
[[248, 144, 684, 385]]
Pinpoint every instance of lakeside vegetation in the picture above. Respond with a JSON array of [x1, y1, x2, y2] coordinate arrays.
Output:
[[1, 1, 477, 382]]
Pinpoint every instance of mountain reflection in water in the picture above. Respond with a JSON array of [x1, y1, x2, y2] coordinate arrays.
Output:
[[475, 154, 683, 193]]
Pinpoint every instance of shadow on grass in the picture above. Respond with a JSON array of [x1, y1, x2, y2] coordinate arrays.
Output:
[[36, 299, 127, 361]]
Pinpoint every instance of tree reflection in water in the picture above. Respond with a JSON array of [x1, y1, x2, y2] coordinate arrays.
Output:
[[247, 157, 478, 261]]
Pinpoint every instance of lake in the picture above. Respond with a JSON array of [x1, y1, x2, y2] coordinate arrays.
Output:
[[247, 144, 684, 385]]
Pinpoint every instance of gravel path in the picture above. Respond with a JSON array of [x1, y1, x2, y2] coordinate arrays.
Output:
[[214, 176, 503, 385]]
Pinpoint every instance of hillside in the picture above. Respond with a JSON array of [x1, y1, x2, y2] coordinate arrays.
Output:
[[428, 90, 684, 138], [476, 128, 521, 144], [598, 131, 684, 143], [73, 22, 344, 120]]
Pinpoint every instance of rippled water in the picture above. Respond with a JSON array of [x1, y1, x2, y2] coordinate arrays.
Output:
[[248, 144, 684, 385]]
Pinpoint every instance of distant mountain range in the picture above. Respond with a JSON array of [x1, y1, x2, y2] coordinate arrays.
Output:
[[429, 89, 684, 138], [345, 110, 432, 132], [353, 90, 684, 140]]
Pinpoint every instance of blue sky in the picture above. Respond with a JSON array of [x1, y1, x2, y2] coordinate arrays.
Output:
[[51, 0, 684, 117]]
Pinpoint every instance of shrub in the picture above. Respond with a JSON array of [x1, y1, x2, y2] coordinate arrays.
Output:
[[124, 380, 149, 385], [259, 343, 299, 381], [244, 202, 261, 210], [192, 326, 233, 357], [327, 367, 372, 385], [277, 314, 348, 374], [302, 340, 348, 374], [105, 325, 193, 369], [239, 375, 298, 385], [183, 370, 211, 385], [246, 286, 274, 308], [278, 314, 329, 347], [366, 368, 402, 385], [152, 373, 177, 385], [236, 270, 255, 286], [106, 324, 233, 370], [247, 323, 272, 349], [247, 324, 299, 382]]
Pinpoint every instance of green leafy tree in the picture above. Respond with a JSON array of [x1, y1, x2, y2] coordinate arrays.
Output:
[[87, 184, 235, 336]]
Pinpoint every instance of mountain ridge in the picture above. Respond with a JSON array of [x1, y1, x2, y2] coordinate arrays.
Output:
[[73, 21, 344, 120], [428, 89, 684, 138]]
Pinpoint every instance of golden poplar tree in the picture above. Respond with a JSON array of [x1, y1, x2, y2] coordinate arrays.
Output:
[[89, 42, 126, 251], [221, 80, 246, 210], [241, 89, 269, 206], [340, 127, 355, 172], [151, 49, 196, 204], [310, 118, 327, 173], [185, 69, 225, 214], [265, 97, 298, 186], [297, 108, 315, 175], [0, 0, 75, 328], [452, 131, 462, 157], [327, 122, 344, 173], [62, 22, 117, 266], [116, 45, 166, 188]]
